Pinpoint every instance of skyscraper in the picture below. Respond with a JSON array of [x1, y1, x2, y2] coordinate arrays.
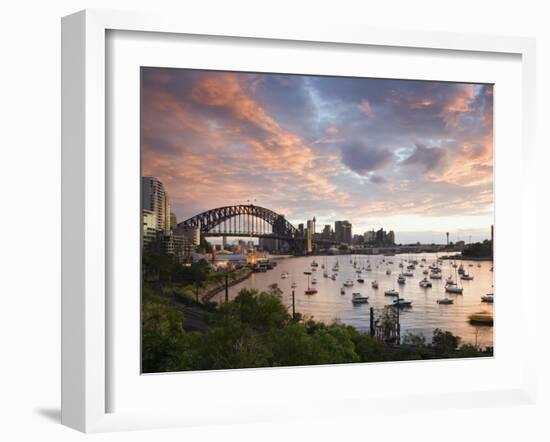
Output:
[[334, 220, 352, 244], [142, 176, 171, 232], [306, 219, 314, 253]]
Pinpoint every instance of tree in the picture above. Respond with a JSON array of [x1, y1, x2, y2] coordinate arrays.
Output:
[[432, 328, 461, 356], [141, 300, 186, 373]]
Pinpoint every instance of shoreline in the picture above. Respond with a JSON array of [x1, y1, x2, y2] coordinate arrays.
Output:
[[201, 269, 253, 302], [439, 255, 493, 261]]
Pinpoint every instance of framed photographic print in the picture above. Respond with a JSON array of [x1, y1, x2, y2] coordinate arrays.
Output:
[[61, 9, 537, 433]]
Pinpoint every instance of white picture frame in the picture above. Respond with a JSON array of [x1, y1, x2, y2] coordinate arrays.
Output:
[[61, 9, 537, 433]]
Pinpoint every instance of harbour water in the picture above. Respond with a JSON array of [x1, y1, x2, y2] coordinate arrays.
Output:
[[211, 253, 494, 348]]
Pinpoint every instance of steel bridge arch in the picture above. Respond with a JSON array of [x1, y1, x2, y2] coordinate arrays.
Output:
[[177, 204, 300, 239]]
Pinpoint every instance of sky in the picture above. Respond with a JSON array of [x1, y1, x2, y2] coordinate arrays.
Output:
[[141, 68, 494, 244]]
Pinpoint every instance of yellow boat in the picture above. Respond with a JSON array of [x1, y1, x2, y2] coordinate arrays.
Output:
[[468, 311, 494, 325]]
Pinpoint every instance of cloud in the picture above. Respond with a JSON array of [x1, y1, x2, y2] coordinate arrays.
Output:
[[402, 143, 448, 172], [340, 141, 394, 175], [141, 68, 493, 234], [360, 99, 374, 117]]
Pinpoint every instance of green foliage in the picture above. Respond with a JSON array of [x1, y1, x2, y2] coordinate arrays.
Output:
[[462, 240, 493, 258], [432, 328, 461, 356], [142, 252, 180, 282], [142, 300, 186, 373], [458, 343, 482, 357], [402, 332, 427, 347], [142, 284, 491, 373]]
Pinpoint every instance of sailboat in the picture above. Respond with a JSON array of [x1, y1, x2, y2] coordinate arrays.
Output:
[[304, 273, 317, 295], [445, 266, 463, 294]]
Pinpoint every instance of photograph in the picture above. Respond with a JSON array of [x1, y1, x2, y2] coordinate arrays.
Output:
[[140, 67, 494, 373]]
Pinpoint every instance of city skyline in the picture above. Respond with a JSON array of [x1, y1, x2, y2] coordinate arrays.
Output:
[[142, 68, 493, 244]]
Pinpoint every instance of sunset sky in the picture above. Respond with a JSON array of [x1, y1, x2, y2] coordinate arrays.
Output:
[[141, 68, 493, 244]]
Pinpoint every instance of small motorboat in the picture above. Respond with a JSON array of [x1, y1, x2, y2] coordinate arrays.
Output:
[[291, 282, 297, 289], [331, 274, 337, 280], [445, 285, 463, 294], [305, 288, 318, 295], [281, 272, 289, 279], [386, 269, 392, 275], [460, 273, 474, 280], [366, 265, 372, 272], [423, 269, 429, 275], [392, 298, 412, 308], [458, 264, 465, 275], [311, 278, 317, 284], [352, 293, 369, 304], [371, 280, 379, 289], [343, 280, 354, 287], [481, 294, 494, 303], [429, 272, 442, 280], [340, 287, 346, 295], [311, 260, 319, 267], [437, 297, 454, 305], [384, 289, 399, 297], [402, 271, 414, 277], [419, 277, 432, 288], [357, 277, 365, 283], [445, 277, 455, 285], [323, 271, 328, 278], [397, 275, 406, 285]]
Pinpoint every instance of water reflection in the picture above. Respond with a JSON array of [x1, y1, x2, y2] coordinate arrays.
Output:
[[212, 253, 494, 347]]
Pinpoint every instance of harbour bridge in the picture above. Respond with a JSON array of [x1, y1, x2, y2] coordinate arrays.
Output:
[[177, 204, 335, 252]]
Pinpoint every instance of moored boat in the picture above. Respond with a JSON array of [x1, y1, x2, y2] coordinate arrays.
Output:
[[437, 297, 454, 305], [445, 285, 463, 294], [351, 293, 369, 304], [419, 277, 432, 288], [468, 311, 493, 325]]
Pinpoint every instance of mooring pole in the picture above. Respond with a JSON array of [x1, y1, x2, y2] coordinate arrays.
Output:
[[396, 300, 401, 345], [225, 271, 229, 303], [370, 307, 374, 337], [292, 290, 296, 320]]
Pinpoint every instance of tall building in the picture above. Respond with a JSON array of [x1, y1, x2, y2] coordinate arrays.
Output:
[[387, 230, 395, 245], [142, 209, 158, 250], [306, 219, 314, 253], [142, 177, 171, 233], [322, 224, 332, 240], [364, 230, 375, 244], [334, 220, 352, 244], [375, 228, 386, 244], [170, 212, 177, 231]]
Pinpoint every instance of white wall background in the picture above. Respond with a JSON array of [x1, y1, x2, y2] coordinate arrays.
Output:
[[0, 1, 548, 440]]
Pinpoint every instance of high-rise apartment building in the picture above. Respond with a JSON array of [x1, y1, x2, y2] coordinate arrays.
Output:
[[142, 176, 171, 233]]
